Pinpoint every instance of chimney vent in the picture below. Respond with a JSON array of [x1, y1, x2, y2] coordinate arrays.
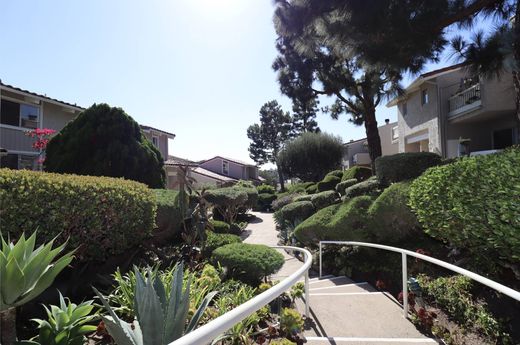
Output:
[[385, 119, 390, 124]]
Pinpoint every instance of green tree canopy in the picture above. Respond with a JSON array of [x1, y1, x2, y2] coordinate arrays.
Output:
[[278, 132, 343, 182], [45, 103, 165, 188]]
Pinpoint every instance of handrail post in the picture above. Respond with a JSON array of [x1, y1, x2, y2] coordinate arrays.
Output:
[[402, 253, 408, 319], [304, 269, 310, 317], [319, 242, 322, 278]]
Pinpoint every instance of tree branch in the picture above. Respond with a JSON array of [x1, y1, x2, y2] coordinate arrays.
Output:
[[435, 0, 499, 30]]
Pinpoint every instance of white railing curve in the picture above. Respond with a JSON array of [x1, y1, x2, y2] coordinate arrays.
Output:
[[170, 245, 312, 345], [319, 241, 520, 319]]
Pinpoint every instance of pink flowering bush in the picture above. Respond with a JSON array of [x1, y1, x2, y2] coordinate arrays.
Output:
[[25, 128, 56, 163]]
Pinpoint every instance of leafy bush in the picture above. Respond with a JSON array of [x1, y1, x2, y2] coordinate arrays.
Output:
[[280, 308, 304, 335], [209, 219, 231, 234], [154, 189, 183, 236], [305, 183, 318, 194], [212, 243, 284, 283], [257, 184, 276, 194], [0, 169, 156, 262], [256, 193, 277, 211], [344, 178, 382, 198], [271, 193, 303, 211], [45, 103, 165, 188], [278, 132, 343, 182], [293, 194, 313, 202], [204, 231, 242, 257], [342, 166, 372, 182], [311, 190, 338, 210], [335, 178, 358, 196], [236, 180, 259, 211], [270, 339, 296, 345], [286, 182, 315, 194], [367, 182, 419, 244], [294, 196, 373, 245], [409, 148, 520, 270], [326, 170, 344, 178], [279, 201, 315, 227], [375, 152, 441, 185], [317, 175, 341, 192], [205, 187, 248, 223]]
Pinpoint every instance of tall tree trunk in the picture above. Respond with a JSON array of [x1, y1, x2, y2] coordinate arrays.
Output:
[[513, 0, 520, 126], [0, 308, 17, 345], [275, 161, 285, 192], [364, 105, 382, 171]]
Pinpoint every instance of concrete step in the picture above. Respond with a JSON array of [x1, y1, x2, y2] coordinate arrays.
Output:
[[304, 337, 438, 344], [309, 282, 377, 294], [308, 276, 357, 288]]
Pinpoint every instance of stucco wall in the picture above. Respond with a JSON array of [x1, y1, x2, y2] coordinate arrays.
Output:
[[199, 157, 253, 180], [142, 131, 169, 160], [42, 102, 78, 131], [378, 122, 399, 156]]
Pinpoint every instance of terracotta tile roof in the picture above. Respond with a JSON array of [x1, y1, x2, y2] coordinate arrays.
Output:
[[164, 155, 197, 166]]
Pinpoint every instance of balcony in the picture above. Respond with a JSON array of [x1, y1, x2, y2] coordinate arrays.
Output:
[[448, 83, 481, 117]]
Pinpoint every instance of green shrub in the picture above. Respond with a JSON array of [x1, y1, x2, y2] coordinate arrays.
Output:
[[0, 169, 156, 262], [326, 170, 344, 178], [209, 219, 231, 234], [154, 189, 183, 236], [205, 187, 248, 223], [212, 243, 284, 283], [45, 103, 165, 188], [317, 175, 341, 192], [272, 193, 302, 211], [305, 183, 318, 194], [280, 308, 304, 335], [375, 152, 441, 185], [367, 182, 419, 244], [344, 178, 381, 198], [235, 180, 259, 212], [293, 194, 313, 202], [204, 231, 242, 257], [257, 184, 276, 194], [409, 148, 520, 268], [311, 190, 338, 210], [257, 193, 277, 211], [279, 201, 315, 226], [294, 196, 373, 245], [335, 178, 358, 196], [342, 166, 372, 182]]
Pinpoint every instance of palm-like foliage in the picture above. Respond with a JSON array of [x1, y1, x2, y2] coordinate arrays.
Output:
[[94, 263, 217, 345]]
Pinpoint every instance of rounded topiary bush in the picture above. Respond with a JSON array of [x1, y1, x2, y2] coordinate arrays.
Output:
[[209, 219, 231, 234], [154, 189, 183, 237], [203, 231, 242, 257], [271, 193, 302, 211], [326, 170, 344, 178], [344, 178, 381, 198], [375, 152, 441, 185], [293, 194, 313, 202], [305, 183, 318, 194], [294, 196, 374, 245], [212, 243, 284, 283], [257, 193, 277, 211], [335, 178, 358, 196], [279, 201, 315, 226], [311, 190, 338, 210], [257, 184, 276, 194], [317, 175, 341, 192], [367, 181, 420, 244], [342, 166, 372, 182]]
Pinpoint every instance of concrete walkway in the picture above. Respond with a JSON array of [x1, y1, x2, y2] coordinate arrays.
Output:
[[243, 212, 438, 345]]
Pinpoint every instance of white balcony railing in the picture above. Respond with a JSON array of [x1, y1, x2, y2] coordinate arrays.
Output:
[[448, 84, 481, 116]]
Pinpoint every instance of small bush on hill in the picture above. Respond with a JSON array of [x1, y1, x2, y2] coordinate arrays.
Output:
[[236, 180, 259, 212], [279, 201, 315, 227], [294, 196, 373, 245], [335, 178, 358, 196], [375, 152, 441, 185], [209, 219, 231, 234], [203, 231, 242, 257], [285, 182, 314, 194], [342, 166, 372, 182], [212, 243, 284, 283], [272, 193, 302, 211], [257, 193, 277, 211], [326, 170, 344, 178], [257, 184, 276, 194], [344, 178, 381, 198], [367, 182, 419, 244], [205, 187, 248, 223], [311, 190, 339, 210], [409, 148, 520, 273], [317, 175, 341, 192], [305, 183, 318, 194], [154, 189, 183, 237], [293, 194, 313, 202], [0, 169, 156, 262]]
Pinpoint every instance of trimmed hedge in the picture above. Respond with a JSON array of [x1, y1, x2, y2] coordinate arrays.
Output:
[[236, 180, 259, 211], [342, 166, 372, 182], [305, 183, 318, 194], [326, 170, 344, 178], [0, 169, 156, 262], [344, 178, 381, 198], [272, 193, 302, 211], [335, 178, 358, 196], [279, 201, 315, 226], [203, 231, 242, 257], [375, 152, 441, 185], [293, 194, 313, 202], [205, 187, 248, 223], [367, 182, 419, 244], [294, 196, 373, 245], [212, 243, 284, 283], [317, 175, 341, 192], [409, 148, 520, 266], [154, 189, 183, 236], [311, 190, 338, 210], [209, 219, 231, 234], [257, 184, 276, 194], [257, 193, 277, 211]]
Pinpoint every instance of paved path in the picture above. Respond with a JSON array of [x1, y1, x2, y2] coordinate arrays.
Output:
[[243, 212, 438, 345]]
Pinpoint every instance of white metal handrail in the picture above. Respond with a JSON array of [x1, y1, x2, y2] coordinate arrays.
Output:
[[319, 241, 520, 318], [170, 245, 312, 345]]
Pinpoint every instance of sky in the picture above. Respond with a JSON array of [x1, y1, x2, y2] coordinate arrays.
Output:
[[0, 0, 491, 167]]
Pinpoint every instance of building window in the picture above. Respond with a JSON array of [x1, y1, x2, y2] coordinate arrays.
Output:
[[222, 160, 229, 175], [493, 128, 515, 149], [1, 99, 40, 129], [152, 135, 159, 148], [392, 126, 399, 141], [402, 102, 407, 116], [0, 153, 38, 170], [421, 89, 429, 105]]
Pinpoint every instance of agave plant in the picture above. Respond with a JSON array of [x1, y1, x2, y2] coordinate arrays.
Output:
[[0, 232, 75, 345], [24, 291, 97, 345], [94, 262, 217, 345]]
